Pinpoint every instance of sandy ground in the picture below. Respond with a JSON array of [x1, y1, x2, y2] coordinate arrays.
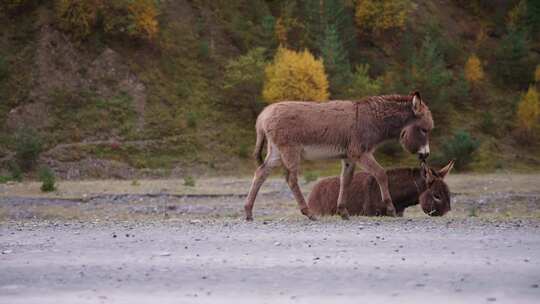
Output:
[[1, 174, 540, 303]]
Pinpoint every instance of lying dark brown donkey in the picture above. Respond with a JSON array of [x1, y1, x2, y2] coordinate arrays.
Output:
[[307, 160, 454, 217], [245, 92, 434, 221]]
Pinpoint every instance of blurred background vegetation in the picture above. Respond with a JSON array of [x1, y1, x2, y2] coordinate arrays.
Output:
[[0, 0, 539, 181]]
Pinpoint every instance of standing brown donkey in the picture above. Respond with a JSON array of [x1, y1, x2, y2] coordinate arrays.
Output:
[[244, 92, 434, 221]]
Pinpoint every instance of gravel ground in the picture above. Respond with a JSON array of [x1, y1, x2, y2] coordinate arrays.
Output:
[[1, 174, 540, 304], [1, 219, 540, 304]]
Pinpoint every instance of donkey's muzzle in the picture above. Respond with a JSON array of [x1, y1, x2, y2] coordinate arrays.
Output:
[[417, 144, 430, 160], [418, 152, 430, 161]]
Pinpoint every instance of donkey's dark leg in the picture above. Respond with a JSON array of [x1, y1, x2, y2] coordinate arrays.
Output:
[[362, 176, 378, 216], [244, 143, 281, 221], [336, 159, 356, 220], [281, 147, 317, 221], [359, 153, 396, 217]]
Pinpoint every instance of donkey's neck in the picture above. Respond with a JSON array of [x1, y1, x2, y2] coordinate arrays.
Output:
[[388, 168, 427, 210], [353, 95, 418, 150], [375, 100, 417, 139]]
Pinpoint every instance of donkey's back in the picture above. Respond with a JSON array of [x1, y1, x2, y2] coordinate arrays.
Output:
[[308, 169, 418, 216], [258, 101, 356, 148], [307, 172, 377, 216]]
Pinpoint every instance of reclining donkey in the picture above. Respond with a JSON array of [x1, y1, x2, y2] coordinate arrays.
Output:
[[307, 161, 454, 217], [245, 92, 434, 221]]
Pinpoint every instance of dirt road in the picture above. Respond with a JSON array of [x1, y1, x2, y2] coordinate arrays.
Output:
[[1, 174, 540, 303]]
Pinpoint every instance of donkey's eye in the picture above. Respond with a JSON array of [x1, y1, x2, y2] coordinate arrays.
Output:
[[433, 194, 441, 201], [420, 128, 428, 134]]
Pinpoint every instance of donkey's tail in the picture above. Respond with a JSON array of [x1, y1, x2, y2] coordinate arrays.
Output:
[[253, 123, 266, 166]]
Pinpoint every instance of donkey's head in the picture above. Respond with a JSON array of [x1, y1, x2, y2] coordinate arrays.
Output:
[[419, 160, 454, 216], [399, 92, 434, 161]]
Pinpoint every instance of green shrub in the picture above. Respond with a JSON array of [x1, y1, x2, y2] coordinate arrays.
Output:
[[1, 0, 36, 14], [8, 161, 22, 182], [0, 175, 12, 183], [0, 161, 22, 183], [53, 0, 158, 41], [0, 56, 9, 82], [238, 142, 249, 159], [39, 166, 56, 192], [14, 128, 43, 171], [450, 72, 470, 104], [223, 47, 267, 118], [198, 40, 210, 58], [442, 130, 480, 170], [55, 0, 100, 41], [303, 170, 319, 183], [183, 175, 195, 187], [186, 112, 198, 128], [480, 112, 497, 136]]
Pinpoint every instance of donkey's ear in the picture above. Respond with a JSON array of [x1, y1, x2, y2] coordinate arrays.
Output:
[[421, 162, 435, 184], [411, 91, 423, 116], [438, 159, 455, 179]]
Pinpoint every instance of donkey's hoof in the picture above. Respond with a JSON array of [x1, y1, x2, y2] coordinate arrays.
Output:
[[337, 207, 350, 220], [244, 206, 254, 221], [383, 200, 397, 217], [301, 208, 317, 221], [338, 210, 350, 220], [386, 208, 397, 217]]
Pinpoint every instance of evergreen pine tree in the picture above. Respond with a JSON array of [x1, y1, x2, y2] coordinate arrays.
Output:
[[303, 0, 355, 54], [495, 30, 531, 89], [303, 0, 355, 96], [527, 0, 540, 35], [320, 24, 352, 96]]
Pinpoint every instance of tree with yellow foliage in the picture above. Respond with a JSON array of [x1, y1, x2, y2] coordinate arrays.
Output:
[[516, 86, 540, 140], [128, 0, 159, 40], [102, 0, 158, 41], [355, 0, 412, 34], [464, 54, 485, 85], [535, 65, 540, 83], [263, 47, 329, 103]]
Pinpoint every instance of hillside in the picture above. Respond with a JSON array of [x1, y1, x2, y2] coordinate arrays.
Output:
[[0, 0, 539, 180]]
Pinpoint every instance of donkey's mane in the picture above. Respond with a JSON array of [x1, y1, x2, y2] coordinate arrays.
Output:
[[359, 94, 413, 104], [358, 95, 415, 116], [386, 167, 423, 183]]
